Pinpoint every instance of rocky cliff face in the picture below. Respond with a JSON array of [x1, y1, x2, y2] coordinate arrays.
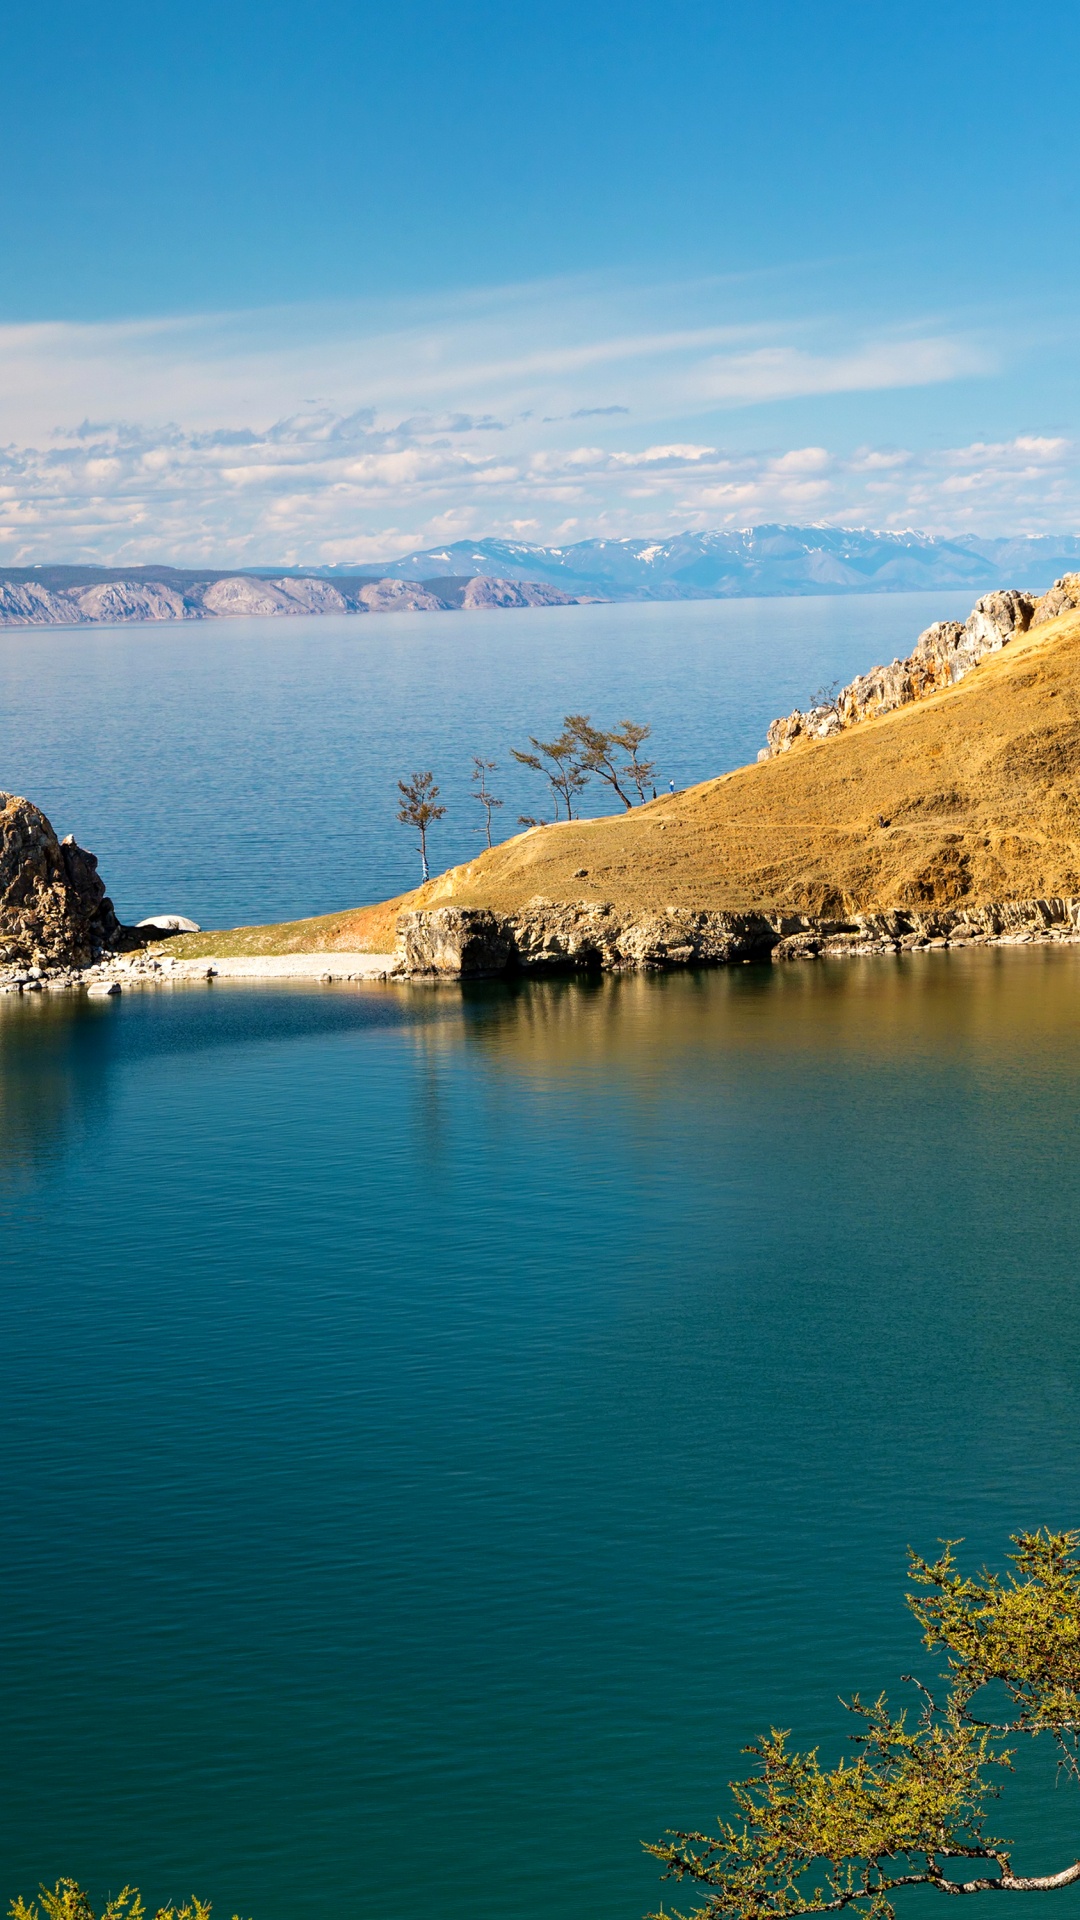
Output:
[[459, 577, 578, 609], [398, 904, 781, 973], [0, 793, 123, 967], [396, 897, 1080, 976], [0, 571, 579, 628], [761, 576, 1080, 758]]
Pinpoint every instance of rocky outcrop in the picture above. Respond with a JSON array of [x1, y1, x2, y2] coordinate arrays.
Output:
[[400, 903, 786, 974], [200, 576, 351, 617], [72, 580, 191, 623], [397, 908, 519, 975], [353, 579, 448, 613], [761, 576, 1080, 759], [0, 792, 124, 968], [397, 896, 1080, 977], [460, 576, 577, 609], [0, 571, 580, 628]]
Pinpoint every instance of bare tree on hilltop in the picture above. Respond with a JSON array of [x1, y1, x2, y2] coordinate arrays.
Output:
[[610, 719, 655, 801], [512, 716, 658, 824], [396, 770, 445, 881], [511, 730, 589, 823], [470, 755, 503, 848], [563, 714, 634, 808], [561, 715, 657, 806]]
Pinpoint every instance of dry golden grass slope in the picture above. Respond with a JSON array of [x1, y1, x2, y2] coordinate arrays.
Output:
[[163, 896, 408, 960], [408, 603, 1080, 921], [168, 603, 1080, 958]]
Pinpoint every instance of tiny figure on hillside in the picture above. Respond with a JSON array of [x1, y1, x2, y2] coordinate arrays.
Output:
[[470, 755, 503, 848], [668, 777, 675, 795], [396, 770, 446, 882]]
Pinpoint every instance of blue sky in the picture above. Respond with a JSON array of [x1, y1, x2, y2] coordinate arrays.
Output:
[[1, 0, 1078, 562]]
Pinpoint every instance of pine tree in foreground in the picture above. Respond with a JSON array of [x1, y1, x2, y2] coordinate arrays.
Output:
[[10, 1885, 243, 1920], [649, 1531, 1080, 1920]]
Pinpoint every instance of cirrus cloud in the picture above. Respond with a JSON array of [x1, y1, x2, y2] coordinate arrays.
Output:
[[0, 274, 1066, 563]]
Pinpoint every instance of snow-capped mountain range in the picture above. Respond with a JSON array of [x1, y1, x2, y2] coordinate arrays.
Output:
[[3, 528, 1079, 631], [320, 527, 1080, 599]]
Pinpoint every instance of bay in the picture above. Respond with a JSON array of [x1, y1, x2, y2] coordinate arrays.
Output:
[[4, 594, 1079, 1920]]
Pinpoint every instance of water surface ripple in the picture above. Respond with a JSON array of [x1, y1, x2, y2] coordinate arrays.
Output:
[[4, 957, 1080, 1920]]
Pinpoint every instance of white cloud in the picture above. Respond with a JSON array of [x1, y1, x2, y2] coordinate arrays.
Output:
[[0, 418, 1072, 565], [769, 446, 831, 473], [0, 275, 1063, 560], [0, 272, 992, 441]]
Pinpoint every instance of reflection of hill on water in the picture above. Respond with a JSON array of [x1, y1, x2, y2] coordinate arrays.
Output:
[[448, 949, 1080, 1087], [6, 951, 1080, 1185]]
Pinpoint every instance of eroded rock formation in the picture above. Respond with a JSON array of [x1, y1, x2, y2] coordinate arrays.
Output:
[[396, 897, 1080, 976], [0, 792, 123, 968], [761, 576, 1080, 759], [401, 903, 801, 974], [459, 577, 578, 609]]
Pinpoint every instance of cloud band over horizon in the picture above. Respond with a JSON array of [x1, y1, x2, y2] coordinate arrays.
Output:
[[0, 277, 1072, 565]]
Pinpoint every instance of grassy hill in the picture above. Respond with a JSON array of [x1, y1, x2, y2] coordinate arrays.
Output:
[[167, 601, 1080, 961], [404, 602, 1080, 920]]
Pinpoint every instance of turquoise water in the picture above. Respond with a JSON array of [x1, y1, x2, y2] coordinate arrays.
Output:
[[5, 959, 1080, 1920], [4, 596, 1080, 1920]]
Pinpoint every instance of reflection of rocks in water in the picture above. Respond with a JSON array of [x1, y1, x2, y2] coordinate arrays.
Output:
[[452, 946, 1080, 1085], [0, 991, 114, 1183]]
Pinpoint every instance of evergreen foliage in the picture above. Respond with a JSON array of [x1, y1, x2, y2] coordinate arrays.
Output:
[[649, 1533, 1080, 1920], [10, 1885, 240, 1920]]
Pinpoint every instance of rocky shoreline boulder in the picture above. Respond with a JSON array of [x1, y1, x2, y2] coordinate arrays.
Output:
[[0, 791, 124, 969]]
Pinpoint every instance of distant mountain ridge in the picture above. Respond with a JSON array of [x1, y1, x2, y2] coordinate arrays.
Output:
[[4, 527, 1080, 629], [0, 568, 576, 628], [318, 527, 1080, 599]]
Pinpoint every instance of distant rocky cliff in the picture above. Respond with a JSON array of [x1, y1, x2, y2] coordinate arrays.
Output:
[[761, 575, 1080, 758], [0, 570, 578, 629]]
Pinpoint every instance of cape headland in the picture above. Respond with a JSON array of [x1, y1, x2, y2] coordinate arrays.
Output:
[[9, 577, 1080, 990], [165, 572, 1080, 979]]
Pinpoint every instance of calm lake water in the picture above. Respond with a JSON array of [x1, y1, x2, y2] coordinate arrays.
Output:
[[4, 597, 1080, 1920]]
